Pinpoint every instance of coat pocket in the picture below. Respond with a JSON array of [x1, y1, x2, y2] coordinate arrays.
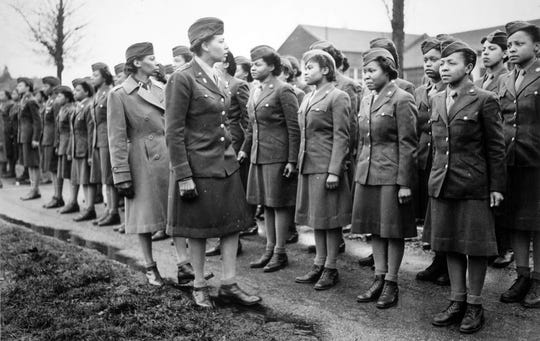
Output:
[[455, 111, 479, 122], [143, 137, 165, 162]]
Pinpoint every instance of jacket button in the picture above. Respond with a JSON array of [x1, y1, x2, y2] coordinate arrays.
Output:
[[220, 137, 225, 142], [220, 124, 225, 128], [513, 100, 517, 104], [222, 111, 226, 116], [445, 137, 449, 142], [446, 151, 449, 155], [149, 135, 153, 140], [154, 154, 160, 160], [265, 104, 269, 107], [511, 137, 515, 141], [445, 164, 448, 169], [463, 116, 468, 120], [513, 124, 517, 128], [221, 98, 224, 102], [427, 142, 431, 147]]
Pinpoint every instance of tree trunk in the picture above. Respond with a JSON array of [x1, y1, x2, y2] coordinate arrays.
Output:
[[55, 0, 65, 82], [391, 0, 405, 77]]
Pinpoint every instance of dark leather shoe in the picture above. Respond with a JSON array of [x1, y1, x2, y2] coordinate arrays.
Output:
[[20, 191, 41, 201], [118, 225, 125, 234], [151, 230, 168, 241], [73, 208, 96, 222], [434, 272, 450, 286], [357, 275, 385, 302], [92, 212, 110, 225], [43, 196, 64, 209], [522, 279, 540, 308], [145, 265, 164, 287], [500, 275, 531, 303], [432, 300, 467, 327], [417, 260, 444, 282], [98, 213, 121, 226], [255, 205, 264, 220], [59, 202, 79, 214], [193, 286, 214, 309], [206, 244, 221, 256], [286, 231, 299, 244], [250, 250, 273, 268], [358, 254, 374, 267], [263, 253, 288, 272], [376, 280, 399, 309], [459, 304, 484, 334], [177, 263, 214, 285], [306, 245, 316, 253], [240, 224, 258, 237], [218, 283, 261, 306], [492, 250, 514, 269], [314, 268, 339, 290], [296, 264, 324, 283]]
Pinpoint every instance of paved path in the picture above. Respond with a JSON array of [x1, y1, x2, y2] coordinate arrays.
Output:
[[0, 181, 537, 340]]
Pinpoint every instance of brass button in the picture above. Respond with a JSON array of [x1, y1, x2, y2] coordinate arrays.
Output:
[[154, 154, 160, 160], [220, 137, 225, 142], [144, 116, 149, 121], [149, 135, 153, 140], [222, 111, 226, 116], [220, 124, 225, 128]]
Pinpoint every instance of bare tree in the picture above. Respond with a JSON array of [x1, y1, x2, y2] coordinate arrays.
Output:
[[9, 0, 87, 82], [382, 0, 405, 77]]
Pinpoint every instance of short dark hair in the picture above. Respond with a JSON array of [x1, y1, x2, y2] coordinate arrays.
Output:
[[1, 90, 11, 100], [181, 53, 193, 63], [124, 59, 138, 76], [321, 46, 344, 69], [18, 80, 33, 93], [97, 68, 114, 86], [77, 81, 94, 97], [262, 52, 282, 76], [190, 36, 215, 56], [306, 55, 336, 82], [224, 51, 237, 77], [36, 89, 48, 101], [459, 50, 477, 70], [375, 56, 398, 80], [521, 27, 540, 43], [342, 56, 350, 72], [58, 89, 74, 103]]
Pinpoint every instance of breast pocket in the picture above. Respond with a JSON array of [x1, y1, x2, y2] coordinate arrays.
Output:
[[374, 104, 395, 119], [455, 111, 479, 123]]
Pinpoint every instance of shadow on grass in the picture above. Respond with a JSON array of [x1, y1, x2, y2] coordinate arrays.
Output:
[[0, 221, 319, 341]]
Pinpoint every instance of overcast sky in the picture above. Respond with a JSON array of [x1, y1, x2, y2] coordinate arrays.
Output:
[[1, 0, 539, 85]]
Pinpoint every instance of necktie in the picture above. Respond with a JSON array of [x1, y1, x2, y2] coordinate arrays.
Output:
[[428, 84, 438, 98], [253, 84, 263, 103], [515, 69, 525, 90], [446, 90, 457, 112], [482, 74, 494, 89]]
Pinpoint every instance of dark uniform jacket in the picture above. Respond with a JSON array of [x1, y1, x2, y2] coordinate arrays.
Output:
[[240, 76, 300, 165], [355, 81, 418, 188], [71, 97, 94, 159], [414, 80, 446, 171], [41, 96, 61, 147], [1, 100, 14, 140], [93, 85, 112, 149], [166, 59, 237, 181], [17, 93, 41, 144], [474, 66, 508, 94], [224, 76, 250, 154], [395, 78, 416, 97], [298, 83, 350, 175], [336, 73, 362, 152], [429, 80, 506, 199], [56, 103, 76, 156], [498, 59, 540, 167]]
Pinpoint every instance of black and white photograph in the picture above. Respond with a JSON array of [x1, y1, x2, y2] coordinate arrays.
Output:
[[0, 0, 539, 339]]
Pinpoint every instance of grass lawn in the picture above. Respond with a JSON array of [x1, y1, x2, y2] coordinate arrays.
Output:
[[0, 222, 318, 341]]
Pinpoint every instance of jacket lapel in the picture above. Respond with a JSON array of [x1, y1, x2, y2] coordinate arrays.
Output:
[[122, 76, 165, 111], [370, 82, 397, 113], [448, 81, 478, 122], [503, 70, 517, 98], [435, 91, 448, 125], [192, 60, 224, 97], [254, 77, 276, 109], [517, 60, 540, 97], [306, 83, 333, 113]]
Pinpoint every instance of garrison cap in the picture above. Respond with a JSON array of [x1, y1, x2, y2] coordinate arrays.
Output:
[[363, 47, 396, 68], [17, 77, 33, 88], [54, 85, 73, 96], [188, 17, 224, 48], [234, 55, 251, 65], [280, 57, 293, 73], [172, 45, 190, 57], [125, 42, 154, 63], [441, 41, 477, 67], [481, 30, 507, 50], [250, 45, 277, 61], [302, 49, 336, 71], [91, 62, 109, 72], [421, 37, 442, 54], [114, 63, 125, 75], [42, 76, 60, 87], [369, 37, 399, 67], [309, 40, 335, 50], [505, 20, 540, 40]]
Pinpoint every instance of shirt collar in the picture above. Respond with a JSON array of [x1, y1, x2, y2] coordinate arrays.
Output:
[[194, 56, 217, 81], [516, 57, 537, 74]]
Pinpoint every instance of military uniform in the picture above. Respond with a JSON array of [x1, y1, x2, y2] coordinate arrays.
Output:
[[70, 97, 94, 185], [55, 101, 76, 180], [40, 95, 61, 173], [17, 92, 41, 168], [93, 84, 113, 185]]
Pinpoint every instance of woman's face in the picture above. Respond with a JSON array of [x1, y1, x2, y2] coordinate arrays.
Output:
[[203, 35, 227, 63], [507, 31, 538, 66], [134, 55, 158, 76], [423, 49, 442, 80], [92, 70, 104, 87], [250, 58, 273, 81], [481, 41, 506, 68], [440, 52, 473, 85], [114, 72, 127, 86], [173, 55, 187, 69], [234, 65, 249, 80], [303, 60, 326, 86], [11, 90, 19, 101], [55, 92, 67, 106], [73, 84, 88, 101], [363, 61, 389, 91]]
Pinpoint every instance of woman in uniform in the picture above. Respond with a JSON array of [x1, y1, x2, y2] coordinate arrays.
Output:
[[91, 62, 120, 227], [16, 77, 42, 200], [352, 48, 418, 309], [427, 41, 505, 333], [237, 45, 300, 273], [54, 86, 76, 212], [294, 49, 351, 290], [6, 90, 20, 179], [499, 21, 540, 309], [166, 18, 261, 308], [70, 78, 97, 222], [1, 90, 14, 178], [40, 76, 63, 208], [113, 63, 127, 86]]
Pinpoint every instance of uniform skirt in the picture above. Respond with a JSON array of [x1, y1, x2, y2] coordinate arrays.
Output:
[[99, 147, 114, 185], [89, 149, 101, 184], [425, 197, 497, 256], [295, 173, 352, 230], [56, 155, 71, 180], [351, 184, 416, 238], [40, 145, 58, 173], [18, 143, 40, 168], [503, 167, 540, 232], [71, 157, 90, 185], [166, 170, 253, 239], [246, 163, 297, 208]]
